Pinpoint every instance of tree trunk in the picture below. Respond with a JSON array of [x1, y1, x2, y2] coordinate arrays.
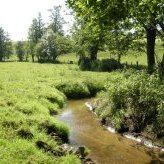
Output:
[[146, 27, 156, 73], [32, 54, 34, 62], [89, 44, 98, 61], [0, 55, 3, 62]]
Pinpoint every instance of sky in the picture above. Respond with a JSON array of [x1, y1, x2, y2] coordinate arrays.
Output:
[[0, 0, 73, 41]]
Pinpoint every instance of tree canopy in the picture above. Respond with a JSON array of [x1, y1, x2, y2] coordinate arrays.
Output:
[[67, 0, 164, 71], [0, 27, 12, 61], [48, 5, 65, 35]]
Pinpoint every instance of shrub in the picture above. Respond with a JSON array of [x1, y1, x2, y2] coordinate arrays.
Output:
[[79, 58, 122, 72], [84, 79, 105, 97], [96, 72, 164, 134], [78, 57, 91, 71], [90, 59, 101, 71], [56, 81, 90, 99], [100, 58, 122, 72]]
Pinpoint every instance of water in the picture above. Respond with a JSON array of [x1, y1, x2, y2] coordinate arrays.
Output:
[[57, 99, 161, 164]]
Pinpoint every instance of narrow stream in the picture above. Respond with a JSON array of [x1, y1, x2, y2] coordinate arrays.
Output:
[[57, 99, 160, 164]]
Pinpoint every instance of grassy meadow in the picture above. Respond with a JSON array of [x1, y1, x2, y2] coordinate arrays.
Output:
[[0, 62, 118, 163], [0, 40, 163, 163]]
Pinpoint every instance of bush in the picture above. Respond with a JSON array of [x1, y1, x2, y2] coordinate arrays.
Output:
[[56, 81, 90, 99], [90, 59, 101, 71], [100, 59, 122, 72], [79, 58, 122, 72], [84, 79, 105, 97], [96, 72, 164, 135], [78, 57, 91, 71]]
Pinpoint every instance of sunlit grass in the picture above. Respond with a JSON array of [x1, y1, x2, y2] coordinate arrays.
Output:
[[0, 62, 116, 163], [58, 41, 164, 67]]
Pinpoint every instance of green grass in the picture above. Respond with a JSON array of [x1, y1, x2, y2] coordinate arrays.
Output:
[[0, 62, 115, 163], [95, 71, 164, 146], [1, 40, 163, 162], [121, 41, 164, 65], [58, 53, 78, 64], [58, 41, 164, 67]]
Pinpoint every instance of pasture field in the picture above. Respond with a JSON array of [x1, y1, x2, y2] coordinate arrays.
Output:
[[59, 40, 164, 66], [0, 62, 117, 163]]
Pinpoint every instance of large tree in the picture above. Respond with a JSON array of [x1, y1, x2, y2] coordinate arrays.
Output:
[[34, 29, 59, 62], [67, 0, 127, 60], [67, 0, 164, 71], [28, 13, 45, 62], [128, 0, 164, 72]]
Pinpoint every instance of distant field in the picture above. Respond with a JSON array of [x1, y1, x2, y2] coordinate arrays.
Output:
[[58, 40, 164, 66]]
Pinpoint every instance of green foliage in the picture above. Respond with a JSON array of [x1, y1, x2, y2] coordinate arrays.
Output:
[[67, 0, 164, 71], [56, 78, 104, 99], [96, 72, 164, 135], [0, 63, 73, 163], [0, 62, 112, 163], [48, 5, 65, 35], [55, 35, 74, 55], [59, 155, 81, 164], [79, 57, 122, 72], [78, 57, 91, 70], [28, 13, 45, 44], [100, 59, 122, 72], [105, 24, 145, 62], [28, 13, 45, 62], [35, 29, 58, 62], [35, 29, 73, 63], [15, 41, 24, 62], [56, 81, 90, 99], [0, 27, 13, 61], [39, 119, 69, 142]]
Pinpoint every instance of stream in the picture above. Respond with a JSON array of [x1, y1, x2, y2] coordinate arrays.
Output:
[[57, 99, 161, 164]]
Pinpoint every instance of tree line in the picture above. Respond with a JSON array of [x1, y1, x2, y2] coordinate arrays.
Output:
[[0, 1, 163, 73], [0, 6, 73, 63]]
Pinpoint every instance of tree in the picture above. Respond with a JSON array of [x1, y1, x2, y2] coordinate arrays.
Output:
[[15, 41, 24, 62], [67, 0, 127, 61], [23, 41, 30, 61], [70, 17, 103, 60], [48, 5, 65, 35], [28, 13, 45, 62], [35, 29, 58, 62], [0, 27, 13, 61], [35, 29, 73, 63], [128, 0, 164, 72], [67, 0, 164, 72], [54, 34, 73, 55]]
